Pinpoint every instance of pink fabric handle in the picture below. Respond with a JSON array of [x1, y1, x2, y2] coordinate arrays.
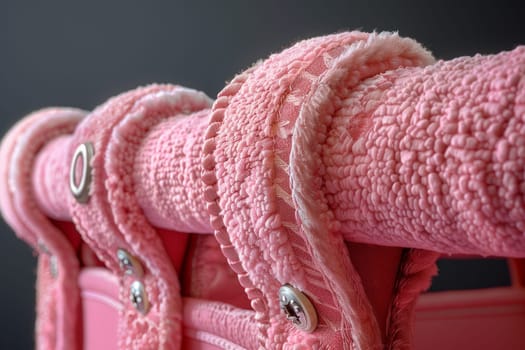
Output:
[[66, 86, 213, 350], [0, 108, 86, 350], [31, 47, 525, 258], [322, 47, 525, 256], [33, 110, 213, 234], [1, 31, 524, 350]]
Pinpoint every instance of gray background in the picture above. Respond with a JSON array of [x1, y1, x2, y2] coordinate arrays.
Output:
[[1, 0, 524, 348]]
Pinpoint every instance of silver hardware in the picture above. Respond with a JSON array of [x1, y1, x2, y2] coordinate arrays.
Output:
[[38, 241, 50, 255], [38, 241, 57, 278], [49, 255, 58, 278], [279, 284, 318, 333], [117, 248, 144, 278], [69, 142, 94, 203], [130, 280, 149, 315]]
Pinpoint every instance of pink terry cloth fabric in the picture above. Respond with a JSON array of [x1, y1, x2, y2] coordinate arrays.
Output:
[[1, 30, 525, 350], [1, 86, 215, 350], [67, 85, 213, 350], [26, 91, 253, 348], [133, 109, 213, 233], [30, 100, 214, 235], [203, 31, 525, 349], [0, 108, 86, 350]]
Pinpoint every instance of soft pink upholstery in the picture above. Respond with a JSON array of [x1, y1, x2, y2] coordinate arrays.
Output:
[[67, 86, 212, 350], [78, 267, 257, 350], [77, 266, 525, 350], [414, 288, 525, 350], [79, 268, 120, 350]]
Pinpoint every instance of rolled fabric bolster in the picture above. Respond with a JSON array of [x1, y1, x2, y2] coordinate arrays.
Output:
[[33, 135, 75, 221], [31, 110, 214, 234], [322, 46, 525, 257], [133, 109, 212, 233], [28, 49, 525, 261]]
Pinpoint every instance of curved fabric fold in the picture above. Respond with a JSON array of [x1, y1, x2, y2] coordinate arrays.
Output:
[[0, 108, 85, 350], [68, 85, 212, 349]]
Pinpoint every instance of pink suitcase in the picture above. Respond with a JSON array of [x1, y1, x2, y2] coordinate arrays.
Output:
[[1, 31, 524, 349]]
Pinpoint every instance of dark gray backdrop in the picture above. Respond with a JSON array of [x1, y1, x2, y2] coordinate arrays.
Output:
[[1, 1, 524, 348]]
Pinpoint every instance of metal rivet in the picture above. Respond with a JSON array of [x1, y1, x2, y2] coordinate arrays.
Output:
[[279, 284, 318, 333], [70, 142, 94, 203], [37, 241, 57, 278], [130, 280, 149, 315], [38, 241, 50, 255], [117, 248, 144, 278], [49, 255, 58, 278]]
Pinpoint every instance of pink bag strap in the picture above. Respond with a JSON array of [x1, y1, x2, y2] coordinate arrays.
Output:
[[25, 86, 258, 349], [203, 31, 433, 349], [294, 35, 525, 348], [2, 30, 524, 350], [66, 85, 212, 349], [0, 108, 85, 350], [204, 31, 525, 349]]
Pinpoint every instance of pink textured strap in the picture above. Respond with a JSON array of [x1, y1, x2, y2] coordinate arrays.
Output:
[[6, 33, 524, 350], [32, 109, 213, 234], [67, 85, 212, 350], [205, 31, 436, 349], [290, 37, 525, 348], [133, 109, 212, 233], [321, 47, 525, 256], [204, 31, 525, 349], [0, 108, 86, 350]]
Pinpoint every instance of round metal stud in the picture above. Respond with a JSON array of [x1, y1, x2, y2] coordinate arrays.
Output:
[[130, 280, 149, 315], [279, 284, 318, 333], [117, 248, 144, 278], [49, 255, 58, 278], [37, 241, 57, 278], [38, 241, 51, 255], [69, 142, 94, 203]]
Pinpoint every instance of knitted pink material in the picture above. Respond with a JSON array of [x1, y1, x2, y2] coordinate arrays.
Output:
[[1, 31, 524, 349]]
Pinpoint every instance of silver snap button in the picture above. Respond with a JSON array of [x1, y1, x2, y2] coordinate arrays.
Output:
[[279, 284, 318, 333], [117, 248, 144, 278], [130, 280, 149, 315], [70, 142, 94, 203]]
